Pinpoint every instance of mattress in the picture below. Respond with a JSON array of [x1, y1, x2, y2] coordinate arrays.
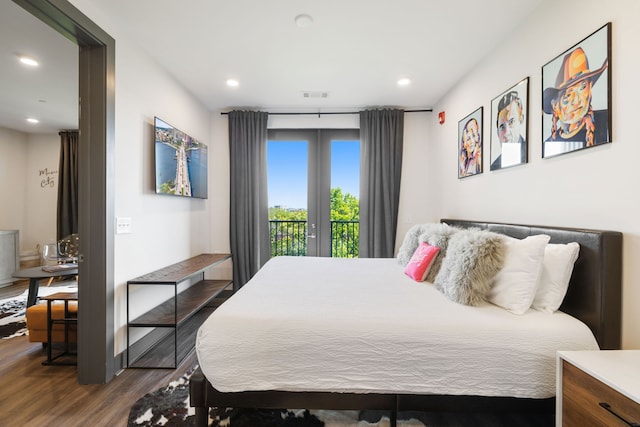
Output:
[[196, 256, 598, 399]]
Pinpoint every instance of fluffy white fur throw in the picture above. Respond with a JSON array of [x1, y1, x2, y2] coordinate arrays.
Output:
[[396, 224, 427, 266], [434, 229, 505, 306]]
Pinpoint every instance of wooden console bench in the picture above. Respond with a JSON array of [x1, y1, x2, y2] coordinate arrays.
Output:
[[126, 253, 232, 369]]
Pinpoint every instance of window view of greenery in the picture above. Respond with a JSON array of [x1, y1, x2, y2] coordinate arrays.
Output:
[[329, 188, 359, 258], [269, 206, 307, 257], [269, 188, 359, 257]]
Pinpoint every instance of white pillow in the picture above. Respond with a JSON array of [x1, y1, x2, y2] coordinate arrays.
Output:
[[487, 234, 550, 314], [532, 242, 580, 313]]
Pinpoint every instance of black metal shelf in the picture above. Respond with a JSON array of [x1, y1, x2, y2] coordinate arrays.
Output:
[[127, 253, 232, 369]]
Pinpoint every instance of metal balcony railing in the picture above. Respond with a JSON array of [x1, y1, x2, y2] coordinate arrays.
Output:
[[269, 220, 308, 257], [269, 220, 359, 258], [330, 220, 359, 258]]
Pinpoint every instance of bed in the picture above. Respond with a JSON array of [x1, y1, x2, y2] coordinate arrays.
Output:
[[190, 219, 622, 426]]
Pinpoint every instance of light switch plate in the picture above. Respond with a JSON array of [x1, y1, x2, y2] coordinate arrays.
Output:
[[116, 217, 132, 234]]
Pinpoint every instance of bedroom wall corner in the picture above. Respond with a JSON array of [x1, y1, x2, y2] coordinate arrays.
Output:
[[207, 111, 232, 280], [395, 112, 441, 255]]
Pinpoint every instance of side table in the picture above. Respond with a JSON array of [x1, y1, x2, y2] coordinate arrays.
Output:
[[41, 291, 78, 366], [557, 350, 640, 426]]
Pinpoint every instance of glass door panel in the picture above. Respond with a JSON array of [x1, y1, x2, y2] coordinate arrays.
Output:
[[267, 140, 309, 256], [330, 139, 360, 258]]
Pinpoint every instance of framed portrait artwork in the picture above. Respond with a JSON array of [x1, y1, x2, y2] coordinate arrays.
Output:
[[458, 107, 483, 179], [542, 22, 611, 158], [490, 78, 529, 171]]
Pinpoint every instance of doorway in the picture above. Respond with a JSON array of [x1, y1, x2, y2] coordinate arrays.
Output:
[[267, 129, 360, 258], [14, 0, 116, 384]]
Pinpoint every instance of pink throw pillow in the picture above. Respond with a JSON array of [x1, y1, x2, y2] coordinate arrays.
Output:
[[404, 242, 440, 282]]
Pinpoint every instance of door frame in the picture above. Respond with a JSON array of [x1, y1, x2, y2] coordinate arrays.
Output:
[[14, 0, 116, 384]]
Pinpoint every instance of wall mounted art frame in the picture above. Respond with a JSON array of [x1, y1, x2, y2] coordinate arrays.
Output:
[[154, 117, 208, 199], [458, 107, 483, 178], [542, 22, 611, 158], [490, 78, 529, 171]]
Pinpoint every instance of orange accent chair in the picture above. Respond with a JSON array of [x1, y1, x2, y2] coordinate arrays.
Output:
[[25, 301, 77, 343]]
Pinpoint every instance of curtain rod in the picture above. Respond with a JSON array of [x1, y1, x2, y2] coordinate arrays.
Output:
[[220, 109, 432, 116]]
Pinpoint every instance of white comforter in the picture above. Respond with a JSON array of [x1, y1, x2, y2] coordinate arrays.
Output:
[[196, 256, 598, 398]]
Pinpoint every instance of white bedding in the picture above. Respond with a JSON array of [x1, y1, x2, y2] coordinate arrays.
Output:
[[196, 256, 598, 398]]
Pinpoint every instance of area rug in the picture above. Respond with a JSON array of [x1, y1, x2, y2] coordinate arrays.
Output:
[[127, 366, 554, 427], [0, 292, 28, 339], [0, 283, 77, 340], [127, 366, 415, 427]]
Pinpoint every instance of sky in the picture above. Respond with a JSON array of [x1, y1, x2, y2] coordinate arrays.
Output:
[[267, 140, 359, 209]]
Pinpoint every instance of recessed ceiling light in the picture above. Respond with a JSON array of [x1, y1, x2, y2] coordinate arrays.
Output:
[[226, 79, 239, 87], [26, 118, 39, 124], [397, 78, 411, 86], [294, 14, 313, 27], [18, 55, 39, 67]]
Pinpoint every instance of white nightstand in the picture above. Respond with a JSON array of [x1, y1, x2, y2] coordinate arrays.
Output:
[[557, 350, 640, 426]]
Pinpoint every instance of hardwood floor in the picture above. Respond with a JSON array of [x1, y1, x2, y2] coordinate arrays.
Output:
[[0, 280, 198, 427], [0, 278, 32, 299]]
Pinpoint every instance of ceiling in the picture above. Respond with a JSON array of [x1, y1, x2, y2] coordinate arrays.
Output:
[[0, 1, 78, 134], [0, 0, 542, 134]]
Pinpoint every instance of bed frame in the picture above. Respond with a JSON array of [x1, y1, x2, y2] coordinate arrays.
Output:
[[190, 219, 622, 426]]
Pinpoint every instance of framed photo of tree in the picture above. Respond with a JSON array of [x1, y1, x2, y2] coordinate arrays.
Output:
[[490, 78, 528, 171], [542, 23, 611, 158], [458, 107, 483, 179]]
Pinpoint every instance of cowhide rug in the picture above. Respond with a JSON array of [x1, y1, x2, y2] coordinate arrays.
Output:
[[127, 366, 418, 427], [0, 293, 27, 339], [127, 367, 554, 427]]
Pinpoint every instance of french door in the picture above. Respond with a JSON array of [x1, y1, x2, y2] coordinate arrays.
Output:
[[267, 129, 360, 257]]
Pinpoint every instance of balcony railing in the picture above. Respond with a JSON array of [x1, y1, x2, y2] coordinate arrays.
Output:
[[269, 220, 308, 257], [269, 220, 359, 258], [330, 220, 359, 258]]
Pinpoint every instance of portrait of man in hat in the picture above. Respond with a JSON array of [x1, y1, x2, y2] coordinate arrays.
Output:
[[542, 24, 610, 158]]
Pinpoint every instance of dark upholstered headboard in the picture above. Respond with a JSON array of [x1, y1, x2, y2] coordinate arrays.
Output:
[[441, 219, 622, 350]]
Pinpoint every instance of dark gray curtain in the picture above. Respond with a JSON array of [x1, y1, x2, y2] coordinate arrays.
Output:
[[228, 111, 270, 289], [359, 109, 404, 258], [57, 130, 79, 240]]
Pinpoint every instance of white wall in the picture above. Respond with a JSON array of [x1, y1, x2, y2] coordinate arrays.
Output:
[[208, 112, 231, 277], [0, 128, 58, 258], [399, 0, 639, 348], [112, 41, 212, 352], [0, 128, 27, 249], [24, 133, 59, 253], [396, 113, 440, 242], [69, 0, 214, 353]]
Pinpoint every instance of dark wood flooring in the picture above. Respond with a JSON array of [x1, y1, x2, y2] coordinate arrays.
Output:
[[0, 279, 198, 427]]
